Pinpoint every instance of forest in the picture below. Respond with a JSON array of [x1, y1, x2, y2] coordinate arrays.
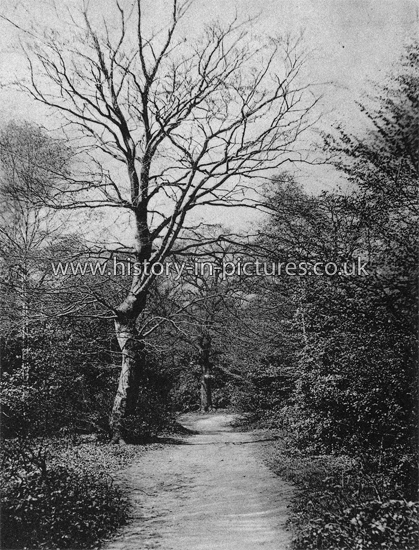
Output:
[[0, 1, 418, 549]]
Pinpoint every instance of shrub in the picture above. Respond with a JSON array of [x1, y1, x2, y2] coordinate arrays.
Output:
[[1, 454, 128, 549], [265, 443, 419, 550], [120, 391, 174, 443], [298, 499, 419, 550]]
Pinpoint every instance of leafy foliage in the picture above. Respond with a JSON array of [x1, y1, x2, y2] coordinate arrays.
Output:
[[267, 444, 418, 550], [241, 43, 419, 549], [0, 440, 129, 549]]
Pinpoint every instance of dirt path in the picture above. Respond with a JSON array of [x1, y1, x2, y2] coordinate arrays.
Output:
[[103, 413, 293, 550]]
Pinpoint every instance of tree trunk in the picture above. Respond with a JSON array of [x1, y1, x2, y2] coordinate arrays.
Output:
[[200, 365, 213, 412], [110, 206, 151, 443], [110, 288, 147, 443], [199, 334, 213, 412]]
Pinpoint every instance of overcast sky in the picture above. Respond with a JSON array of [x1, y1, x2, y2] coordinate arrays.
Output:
[[0, 0, 417, 231], [1, 0, 416, 119]]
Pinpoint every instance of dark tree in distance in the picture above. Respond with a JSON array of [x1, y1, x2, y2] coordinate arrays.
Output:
[[169, 240, 246, 412]]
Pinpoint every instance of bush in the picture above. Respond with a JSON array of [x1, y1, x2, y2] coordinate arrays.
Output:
[[1, 445, 128, 549], [298, 499, 419, 550], [170, 368, 201, 412], [120, 391, 174, 443], [265, 442, 419, 550]]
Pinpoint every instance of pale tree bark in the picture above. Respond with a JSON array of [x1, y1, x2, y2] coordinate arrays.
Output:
[[110, 212, 152, 441], [10, 0, 316, 441], [110, 317, 144, 442]]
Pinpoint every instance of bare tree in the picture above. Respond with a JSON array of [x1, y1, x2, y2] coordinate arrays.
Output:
[[10, 0, 316, 441]]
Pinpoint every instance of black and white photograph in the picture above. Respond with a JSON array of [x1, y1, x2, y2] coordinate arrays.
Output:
[[0, 1, 417, 548]]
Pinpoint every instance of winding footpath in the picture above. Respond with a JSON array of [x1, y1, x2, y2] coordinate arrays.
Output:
[[103, 413, 293, 550]]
